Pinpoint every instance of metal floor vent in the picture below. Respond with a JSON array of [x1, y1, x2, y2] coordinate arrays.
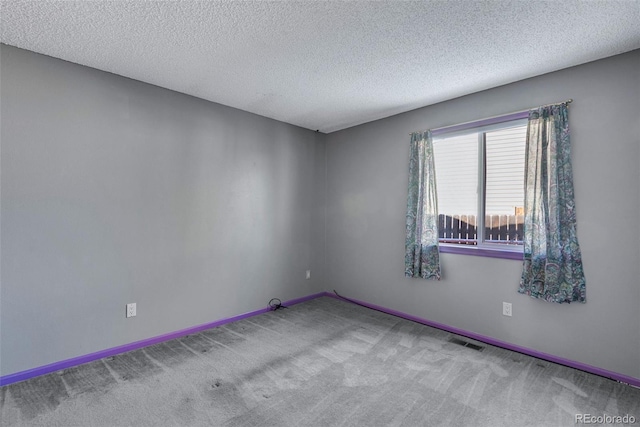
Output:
[[449, 337, 484, 352]]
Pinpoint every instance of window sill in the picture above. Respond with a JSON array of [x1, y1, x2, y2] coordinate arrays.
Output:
[[439, 244, 523, 260]]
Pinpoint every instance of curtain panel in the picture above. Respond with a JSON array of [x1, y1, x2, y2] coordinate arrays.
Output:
[[405, 131, 441, 280], [519, 104, 586, 303]]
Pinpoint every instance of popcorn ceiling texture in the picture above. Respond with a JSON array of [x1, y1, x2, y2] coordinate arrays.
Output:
[[1, 1, 639, 133]]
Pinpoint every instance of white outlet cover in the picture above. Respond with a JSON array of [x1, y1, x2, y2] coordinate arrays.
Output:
[[306, 270, 311, 279], [502, 302, 512, 317], [126, 303, 137, 318]]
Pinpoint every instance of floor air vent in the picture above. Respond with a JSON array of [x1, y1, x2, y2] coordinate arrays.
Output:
[[449, 337, 484, 352]]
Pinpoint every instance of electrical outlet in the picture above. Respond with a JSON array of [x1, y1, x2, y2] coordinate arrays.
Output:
[[502, 302, 512, 317], [126, 303, 137, 318], [306, 270, 311, 280]]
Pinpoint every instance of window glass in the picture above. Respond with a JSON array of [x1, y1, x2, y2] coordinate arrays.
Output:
[[433, 133, 478, 245], [432, 120, 527, 251], [485, 125, 527, 244]]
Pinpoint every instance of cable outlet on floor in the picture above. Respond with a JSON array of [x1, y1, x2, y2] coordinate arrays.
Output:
[[502, 302, 512, 317], [126, 303, 137, 318]]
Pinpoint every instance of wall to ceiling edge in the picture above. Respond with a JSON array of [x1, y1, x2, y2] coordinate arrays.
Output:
[[324, 49, 640, 379], [1, 43, 638, 382], [0, 44, 327, 376]]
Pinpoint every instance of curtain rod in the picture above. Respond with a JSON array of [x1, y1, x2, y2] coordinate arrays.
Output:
[[410, 99, 573, 135]]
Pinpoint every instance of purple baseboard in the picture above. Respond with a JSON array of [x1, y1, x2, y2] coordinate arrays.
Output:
[[326, 292, 640, 388], [0, 292, 326, 387], [3, 291, 638, 389]]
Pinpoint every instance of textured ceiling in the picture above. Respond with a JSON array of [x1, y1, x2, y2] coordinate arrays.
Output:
[[1, 1, 639, 133]]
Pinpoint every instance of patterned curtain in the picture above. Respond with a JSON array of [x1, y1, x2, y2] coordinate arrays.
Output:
[[519, 104, 586, 303], [405, 131, 441, 280]]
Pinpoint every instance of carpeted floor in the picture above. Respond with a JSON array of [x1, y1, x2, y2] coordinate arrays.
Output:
[[1, 296, 638, 426]]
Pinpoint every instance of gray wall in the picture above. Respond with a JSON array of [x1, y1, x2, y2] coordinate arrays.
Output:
[[0, 45, 326, 376], [325, 50, 640, 379], [2, 43, 638, 382]]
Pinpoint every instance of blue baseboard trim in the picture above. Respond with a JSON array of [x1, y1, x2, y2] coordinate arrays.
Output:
[[327, 291, 640, 388], [0, 292, 326, 387]]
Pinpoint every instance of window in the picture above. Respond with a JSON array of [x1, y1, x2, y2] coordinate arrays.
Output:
[[432, 118, 527, 258]]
